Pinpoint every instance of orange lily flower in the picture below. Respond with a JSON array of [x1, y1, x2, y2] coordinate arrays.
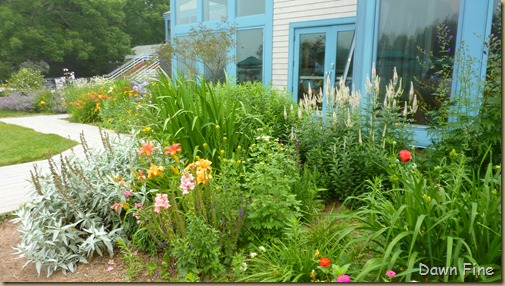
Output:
[[111, 203, 122, 213], [139, 139, 156, 157], [164, 143, 182, 156]]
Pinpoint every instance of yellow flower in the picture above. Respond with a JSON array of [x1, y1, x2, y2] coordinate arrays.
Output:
[[147, 163, 164, 179], [215, 124, 220, 129], [237, 145, 241, 150], [142, 126, 151, 132], [314, 249, 320, 259], [170, 165, 180, 175], [38, 101, 46, 106]]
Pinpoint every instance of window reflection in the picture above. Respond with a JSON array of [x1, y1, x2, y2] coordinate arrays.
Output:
[[297, 33, 325, 106], [176, 0, 197, 25], [237, 29, 263, 84], [204, 0, 227, 21], [237, 0, 265, 17], [376, 0, 460, 125]]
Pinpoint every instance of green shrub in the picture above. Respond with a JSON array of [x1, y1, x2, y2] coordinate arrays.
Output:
[[7, 68, 44, 91], [171, 213, 225, 280], [242, 137, 302, 242]]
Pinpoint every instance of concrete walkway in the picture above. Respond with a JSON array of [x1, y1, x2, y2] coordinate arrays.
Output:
[[0, 114, 126, 214]]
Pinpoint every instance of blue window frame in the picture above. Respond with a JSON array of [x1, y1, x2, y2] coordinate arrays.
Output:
[[287, 17, 356, 113], [170, 0, 273, 85], [354, 0, 498, 147]]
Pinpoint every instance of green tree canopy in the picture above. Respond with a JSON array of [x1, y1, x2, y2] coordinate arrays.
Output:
[[0, 0, 169, 81]]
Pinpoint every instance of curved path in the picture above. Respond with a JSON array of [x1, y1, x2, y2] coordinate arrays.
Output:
[[0, 114, 126, 214]]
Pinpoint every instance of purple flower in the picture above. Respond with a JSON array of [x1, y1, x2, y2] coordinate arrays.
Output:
[[238, 207, 243, 218], [132, 80, 149, 95]]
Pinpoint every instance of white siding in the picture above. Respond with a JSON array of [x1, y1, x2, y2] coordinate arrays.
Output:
[[271, 0, 357, 90]]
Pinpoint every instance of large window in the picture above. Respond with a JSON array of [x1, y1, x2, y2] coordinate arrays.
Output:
[[236, 0, 265, 17], [354, 0, 496, 146], [204, 0, 227, 21], [376, 0, 460, 125], [176, 0, 197, 25], [237, 29, 263, 83]]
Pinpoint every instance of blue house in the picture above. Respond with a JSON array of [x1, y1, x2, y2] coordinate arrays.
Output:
[[165, 0, 500, 147]]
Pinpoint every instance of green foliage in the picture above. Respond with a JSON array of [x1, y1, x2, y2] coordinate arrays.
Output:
[[239, 217, 350, 282], [424, 19, 502, 171], [143, 72, 260, 168], [232, 82, 298, 140], [295, 72, 414, 201], [123, 0, 170, 46], [116, 237, 147, 281], [0, 0, 132, 79], [7, 68, 44, 91], [171, 213, 225, 280], [335, 153, 501, 282], [242, 138, 302, 242], [12, 133, 139, 277]]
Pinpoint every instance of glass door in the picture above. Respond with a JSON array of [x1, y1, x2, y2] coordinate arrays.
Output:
[[293, 24, 355, 111]]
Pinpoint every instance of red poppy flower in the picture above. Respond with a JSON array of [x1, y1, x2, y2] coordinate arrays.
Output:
[[398, 150, 412, 162], [319, 257, 331, 267]]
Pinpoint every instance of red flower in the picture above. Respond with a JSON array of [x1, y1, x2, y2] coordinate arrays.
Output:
[[319, 257, 331, 267], [398, 150, 412, 162], [164, 143, 182, 156]]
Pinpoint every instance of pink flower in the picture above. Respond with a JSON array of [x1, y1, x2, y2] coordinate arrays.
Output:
[[106, 266, 114, 272], [180, 173, 196, 194], [108, 259, 115, 265], [336, 274, 351, 282], [154, 193, 170, 213], [123, 190, 133, 197], [134, 202, 143, 208], [386, 270, 396, 278]]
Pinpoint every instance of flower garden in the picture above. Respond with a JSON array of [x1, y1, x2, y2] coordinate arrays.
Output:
[[1, 23, 501, 283]]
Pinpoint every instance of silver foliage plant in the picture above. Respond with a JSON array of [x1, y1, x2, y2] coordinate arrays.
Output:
[[12, 131, 138, 277]]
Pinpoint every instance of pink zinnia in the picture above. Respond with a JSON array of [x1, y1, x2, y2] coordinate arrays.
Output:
[[154, 193, 170, 213], [336, 274, 351, 282], [124, 190, 133, 197], [386, 270, 396, 278], [180, 173, 196, 195]]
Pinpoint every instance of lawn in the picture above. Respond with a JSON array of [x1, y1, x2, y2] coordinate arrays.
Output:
[[0, 122, 78, 166], [0, 109, 34, 118]]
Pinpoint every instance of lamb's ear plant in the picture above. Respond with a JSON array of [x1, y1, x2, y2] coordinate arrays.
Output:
[[333, 151, 501, 282], [12, 131, 139, 277]]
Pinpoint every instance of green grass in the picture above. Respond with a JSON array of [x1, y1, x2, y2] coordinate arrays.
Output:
[[0, 122, 78, 166], [0, 109, 34, 118]]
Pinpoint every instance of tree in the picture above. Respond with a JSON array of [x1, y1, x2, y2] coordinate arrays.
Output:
[[122, 0, 170, 46], [159, 21, 236, 83], [0, 0, 133, 80]]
